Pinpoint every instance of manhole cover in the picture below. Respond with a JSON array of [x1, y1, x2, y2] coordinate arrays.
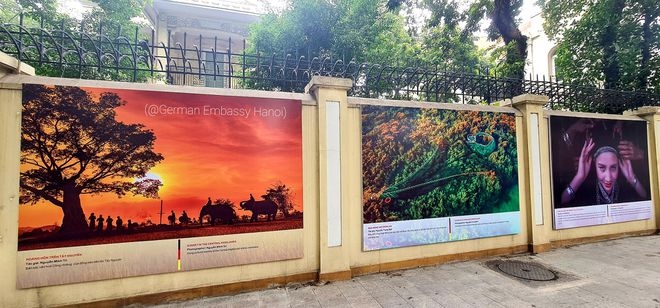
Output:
[[497, 260, 556, 281]]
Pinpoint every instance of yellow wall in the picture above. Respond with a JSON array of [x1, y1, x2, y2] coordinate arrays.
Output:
[[0, 57, 658, 307], [0, 75, 320, 307]]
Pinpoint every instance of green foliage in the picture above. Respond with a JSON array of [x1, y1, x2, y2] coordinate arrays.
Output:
[[420, 23, 491, 72], [1, 0, 153, 82], [248, 0, 337, 57], [362, 106, 518, 223], [541, 0, 659, 92], [249, 0, 415, 61], [0, 0, 70, 28], [85, 0, 151, 25], [488, 41, 526, 78], [244, 0, 418, 91], [0, 0, 151, 31], [408, 0, 493, 72], [418, 0, 525, 78]]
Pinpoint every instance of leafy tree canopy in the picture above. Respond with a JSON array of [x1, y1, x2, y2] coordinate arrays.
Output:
[[0, 0, 153, 81], [247, 0, 417, 65], [416, 0, 492, 72], [391, 0, 525, 78], [0, 0, 151, 30], [246, 0, 496, 93], [541, 0, 659, 92], [0, 0, 64, 26]]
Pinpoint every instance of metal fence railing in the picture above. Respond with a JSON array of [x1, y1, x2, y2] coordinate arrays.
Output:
[[1, 20, 658, 114]]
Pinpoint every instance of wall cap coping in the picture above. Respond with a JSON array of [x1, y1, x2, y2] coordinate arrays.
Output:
[[508, 94, 549, 107], [305, 76, 353, 95], [0, 75, 313, 103], [623, 106, 660, 117], [0, 51, 35, 76]]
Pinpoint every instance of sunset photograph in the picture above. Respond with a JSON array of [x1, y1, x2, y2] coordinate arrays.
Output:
[[18, 84, 304, 250]]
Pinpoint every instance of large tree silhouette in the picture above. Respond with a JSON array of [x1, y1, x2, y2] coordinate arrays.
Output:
[[20, 84, 164, 234]]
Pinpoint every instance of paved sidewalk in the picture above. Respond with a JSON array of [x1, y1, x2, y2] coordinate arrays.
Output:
[[141, 234, 660, 308]]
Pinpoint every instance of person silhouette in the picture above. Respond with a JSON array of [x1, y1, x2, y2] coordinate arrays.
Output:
[[127, 219, 134, 232], [169, 210, 176, 225], [116, 216, 124, 230], [106, 216, 114, 232], [206, 197, 212, 206], [96, 215, 104, 232], [249, 193, 255, 202], [88, 212, 96, 231], [181, 210, 189, 224]]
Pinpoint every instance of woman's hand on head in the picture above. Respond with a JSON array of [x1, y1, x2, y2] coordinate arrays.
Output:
[[620, 157, 648, 198], [619, 158, 636, 185], [576, 137, 595, 182], [562, 137, 595, 205]]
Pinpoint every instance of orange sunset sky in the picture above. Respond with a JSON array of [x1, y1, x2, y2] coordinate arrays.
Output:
[[19, 86, 303, 228]]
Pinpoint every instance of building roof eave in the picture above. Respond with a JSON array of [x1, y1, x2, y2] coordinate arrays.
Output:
[[152, 0, 263, 19]]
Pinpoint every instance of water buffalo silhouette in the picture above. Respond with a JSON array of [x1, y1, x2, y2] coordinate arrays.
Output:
[[240, 198, 278, 222], [199, 204, 236, 225]]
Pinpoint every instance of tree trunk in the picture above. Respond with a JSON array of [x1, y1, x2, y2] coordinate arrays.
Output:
[[59, 182, 88, 234], [637, 5, 653, 90], [492, 0, 528, 56], [492, 0, 528, 94], [600, 0, 625, 89]]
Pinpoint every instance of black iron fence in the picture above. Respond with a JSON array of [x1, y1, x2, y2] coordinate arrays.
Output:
[[1, 20, 658, 113]]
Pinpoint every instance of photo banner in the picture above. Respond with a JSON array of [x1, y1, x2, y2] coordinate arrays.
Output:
[[549, 115, 652, 229], [17, 84, 304, 288], [361, 105, 520, 251]]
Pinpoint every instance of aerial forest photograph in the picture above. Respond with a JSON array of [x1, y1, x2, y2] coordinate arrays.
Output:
[[18, 84, 304, 251], [362, 105, 519, 224]]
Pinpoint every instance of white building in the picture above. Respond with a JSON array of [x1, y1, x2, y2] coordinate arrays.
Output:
[[57, 0, 265, 87], [520, 12, 557, 81], [144, 0, 262, 52], [144, 0, 263, 87]]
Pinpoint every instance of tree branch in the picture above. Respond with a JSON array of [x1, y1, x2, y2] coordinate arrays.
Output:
[[20, 183, 64, 208]]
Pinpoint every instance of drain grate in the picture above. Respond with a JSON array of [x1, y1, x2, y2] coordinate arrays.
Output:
[[497, 260, 557, 281]]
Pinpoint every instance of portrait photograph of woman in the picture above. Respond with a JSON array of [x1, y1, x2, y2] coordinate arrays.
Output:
[[550, 115, 650, 209], [549, 115, 653, 229]]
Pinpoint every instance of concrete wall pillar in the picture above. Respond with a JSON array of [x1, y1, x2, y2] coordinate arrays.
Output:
[[0, 51, 34, 78], [0, 51, 34, 306], [624, 107, 660, 231], [305, 76, 353, 281], [510, 94, 552, 252]]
